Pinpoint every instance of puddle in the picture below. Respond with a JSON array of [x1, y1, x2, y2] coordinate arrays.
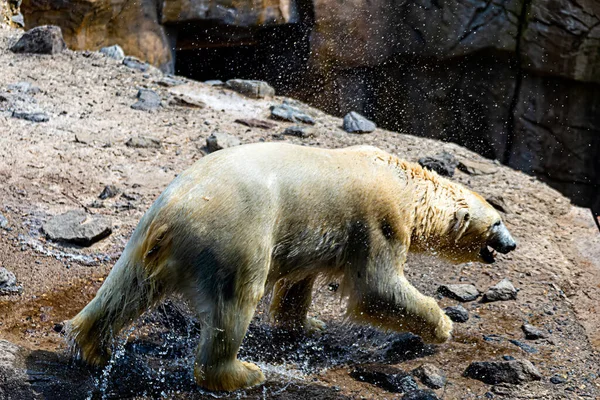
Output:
[[15, 297, 439, 399]]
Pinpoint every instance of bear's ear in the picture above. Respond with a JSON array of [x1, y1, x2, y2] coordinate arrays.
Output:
[[453, 208, 470, 242]]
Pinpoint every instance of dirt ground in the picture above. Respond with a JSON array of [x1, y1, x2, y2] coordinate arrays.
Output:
[[1, 24, 600, 399]]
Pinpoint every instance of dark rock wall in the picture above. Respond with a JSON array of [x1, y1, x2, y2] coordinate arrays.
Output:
[[298, 0, 600, 208], [521, 0, 600, 84], [511, 75, 600, 206]]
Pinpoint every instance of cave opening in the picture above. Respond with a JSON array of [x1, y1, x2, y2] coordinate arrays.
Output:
[[170, 0, 314, 97]]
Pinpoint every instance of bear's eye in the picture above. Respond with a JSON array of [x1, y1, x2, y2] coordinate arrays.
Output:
[[492, 221, 501, 228]]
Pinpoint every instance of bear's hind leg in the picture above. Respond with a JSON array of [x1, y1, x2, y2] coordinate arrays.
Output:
[[269, 276, 326, 334], [192, 279, 266, 391]]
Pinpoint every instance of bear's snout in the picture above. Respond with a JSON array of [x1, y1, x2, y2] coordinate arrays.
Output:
[[489, 222, 516, 254]]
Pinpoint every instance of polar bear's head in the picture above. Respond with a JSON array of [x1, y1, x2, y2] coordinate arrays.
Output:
[[447, 192, 516, 264]]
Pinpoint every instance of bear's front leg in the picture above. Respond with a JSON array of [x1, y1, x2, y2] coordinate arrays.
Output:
[[344, 261, 452, 344]]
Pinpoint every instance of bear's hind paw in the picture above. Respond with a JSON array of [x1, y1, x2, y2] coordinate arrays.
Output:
[[195, 360, 266, 392], [305, 317, 327, 335]]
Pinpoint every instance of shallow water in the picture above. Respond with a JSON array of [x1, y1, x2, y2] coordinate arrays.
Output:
[[65, 299, 436, 399]]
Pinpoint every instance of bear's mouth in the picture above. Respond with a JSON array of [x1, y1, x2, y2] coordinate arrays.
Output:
[[480, 246, 497, 264]]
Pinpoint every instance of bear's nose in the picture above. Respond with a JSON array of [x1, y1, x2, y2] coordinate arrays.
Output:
[[506, 241, 516, 251]]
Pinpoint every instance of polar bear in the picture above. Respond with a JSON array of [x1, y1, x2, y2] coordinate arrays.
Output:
[[68, 143, 516, 391]]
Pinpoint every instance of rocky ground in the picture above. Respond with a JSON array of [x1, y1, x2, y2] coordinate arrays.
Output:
[[0, 24, 600, 400]]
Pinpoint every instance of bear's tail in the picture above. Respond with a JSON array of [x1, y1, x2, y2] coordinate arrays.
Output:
[[67, 217, 174, 366]]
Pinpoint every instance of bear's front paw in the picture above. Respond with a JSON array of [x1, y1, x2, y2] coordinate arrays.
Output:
[[431, 312, 453, 344]]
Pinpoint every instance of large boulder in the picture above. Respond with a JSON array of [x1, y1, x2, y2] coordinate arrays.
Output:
[[20, 0, 173, 71], [10, 25, 66, 54]]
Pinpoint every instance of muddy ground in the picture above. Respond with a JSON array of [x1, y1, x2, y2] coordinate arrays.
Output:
[[1, 25, 600, 399]]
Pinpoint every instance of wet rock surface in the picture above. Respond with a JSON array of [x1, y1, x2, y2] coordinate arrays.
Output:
[[42, 209, 112, 246], [9, 25, 66, 54], [464, 359, 542, 385], [343, 111, 376, 133], [412, 363, 446, 389], [350, 366, 418, 393], [482, 278, 518, 302], [384, 333, 435, 362], [418, 152, 458, 177], [437, 283, 480, 302], [444, 305, 469, 323], [402, 389, 440, 400], [0, 340, 31, 398]]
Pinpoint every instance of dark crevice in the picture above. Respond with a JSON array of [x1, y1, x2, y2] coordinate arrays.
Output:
[[565, 0, 596, 18], [592, 209, 600, 233], [504, 0, 532, 164], [529, 17, 585, 37], [453, 0, 497, 46]]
